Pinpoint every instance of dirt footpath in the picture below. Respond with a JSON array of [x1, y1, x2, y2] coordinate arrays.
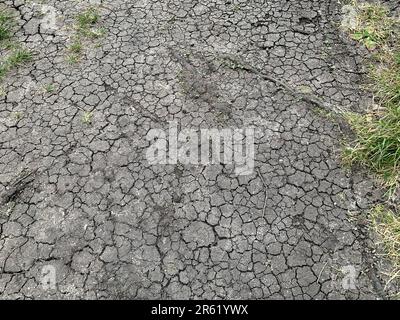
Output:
[[0, 0, 394, 299]]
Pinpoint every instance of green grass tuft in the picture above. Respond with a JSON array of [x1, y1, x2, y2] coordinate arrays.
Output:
[[76, 8, 99, 28], [76, 8, 102, 38], [7, 48, 32, 66], [344, 3, 400, 192], [66, 8, 104, 63], [66, 54, 80, 64], [344, 108, 400, 190], [69, 40, 83, 54], [82, 111, 93, 124], [0, 8, 33, 82], [0, 48, 33, 81], [0, 10, 13, 42], [44, 84, 55, 93]]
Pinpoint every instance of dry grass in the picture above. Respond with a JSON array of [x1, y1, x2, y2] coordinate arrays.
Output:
[[371, 205, 400, 287]]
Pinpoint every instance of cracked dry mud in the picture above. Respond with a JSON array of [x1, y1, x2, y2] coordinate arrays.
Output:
[[0, 0, 396, 300]]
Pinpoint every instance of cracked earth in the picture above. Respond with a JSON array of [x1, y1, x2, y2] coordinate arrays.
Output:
[[0, 0, 398, 300]]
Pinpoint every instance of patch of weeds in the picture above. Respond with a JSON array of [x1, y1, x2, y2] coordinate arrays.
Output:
[[66, 8, 104, 63], [0, 10, 13, 42], [344, 109, 400, 190], [76, 8, 103, 38], [371, 205, 400, 284], [66, 40, 83, 64], [66, 54, 80, 64], [1, 39, 18, 50], [7, 48, 32, 66], [344, 3, 400, 192], [69, 40, 83, 54], [370, 57, 400, 105], [82, 111, 93, 124], [0, 8, 33, 82], [394, 52, 400, 66], [0, 64, 7, 79], [349, 2, 396, 50], [11, 111, 23, 120], [44, 84, 55, 93], [344, 3, 400, 288], [86, 27, 105, 39], [0, 48, 33, 81], [77, 8, 99, 29]]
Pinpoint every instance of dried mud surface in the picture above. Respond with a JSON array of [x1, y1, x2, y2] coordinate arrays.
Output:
[[0, 0, 396, 299]]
